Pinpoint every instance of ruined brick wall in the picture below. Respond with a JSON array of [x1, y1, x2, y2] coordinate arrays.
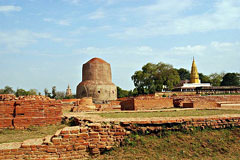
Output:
[[0, 116, 239, 159], [0, 95, 62, 129], [121, 97, 173, 110], [0, 101, 15, 128], [173, 95, 240, 108], [120, 98, 135, 110], [134, 97, 173, 110], [0, 123, 129, 159]]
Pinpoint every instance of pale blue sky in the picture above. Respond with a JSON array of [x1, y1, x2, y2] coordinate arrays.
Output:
[[0, 0, 240, 93]]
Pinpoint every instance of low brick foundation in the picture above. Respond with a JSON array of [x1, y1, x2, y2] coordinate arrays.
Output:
[[0, 115, 239, 159], [121, 97, 173, 110], [173, 95, 240, 109], [0, 94, 62, 129]]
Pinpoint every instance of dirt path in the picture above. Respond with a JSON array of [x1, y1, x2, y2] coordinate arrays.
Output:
[[63, 109, 240, 123]]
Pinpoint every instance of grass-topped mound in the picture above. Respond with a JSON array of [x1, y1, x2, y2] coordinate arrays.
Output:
[[95, 128, 240, 160]]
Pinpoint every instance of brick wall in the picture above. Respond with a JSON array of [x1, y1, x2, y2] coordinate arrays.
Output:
[[134, 98, 173, 110], [0, 100, 15, 128], [0, 115, 239, 159], [0, 122, 129, 159], [173, 95, 240, 109], [121, 97, 173, 110], [0, 95, 62, 129], [120, 98, 135, 110]]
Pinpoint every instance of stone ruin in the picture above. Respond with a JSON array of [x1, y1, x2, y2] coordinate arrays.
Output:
[[76, 58, 117, 103]]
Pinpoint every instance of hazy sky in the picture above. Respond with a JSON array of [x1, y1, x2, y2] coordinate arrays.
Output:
[[0, 0, 240, 93]]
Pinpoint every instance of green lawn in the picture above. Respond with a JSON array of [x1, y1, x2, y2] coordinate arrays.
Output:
[[94, 109, 240, 118], [94, 128, 240, 160], [0, 124, 66, 144]]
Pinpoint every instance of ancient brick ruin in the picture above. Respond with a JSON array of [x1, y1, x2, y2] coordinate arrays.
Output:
[[119, 94, 240, 110], [0, 94, 62, 129], [173, 95, 240, 109], [121, 96, 173, 110], [0, 115, 239, 159], [76, 58, 117, 103]]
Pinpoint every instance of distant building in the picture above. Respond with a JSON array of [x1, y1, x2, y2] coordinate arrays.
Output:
[[173, 58, 211, 92], [66, 84, 72, 97]]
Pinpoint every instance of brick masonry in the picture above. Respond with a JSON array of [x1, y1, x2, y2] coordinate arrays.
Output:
[[0, 115, 239, 159], [121, 97, 173, 110], [0, 94, 62, 129], [173, 95, 240, 109]]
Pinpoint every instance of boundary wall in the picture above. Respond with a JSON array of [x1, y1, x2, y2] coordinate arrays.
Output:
[[0, 115, 239, 159]]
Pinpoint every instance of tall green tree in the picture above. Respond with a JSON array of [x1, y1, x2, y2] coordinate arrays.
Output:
[[199, 73, 210, 83], [131, 62, 180, 94], [221, 73, 240, 86], [117, 86, 129, 98], [28, 89, 37, 95], [176, 68, 190, 80], [16, 89, 28, 97], [44, 88, 50, 97], [3, 86, 15, 94], [209, 72, 225, 86], [52, 86, 56, 98]]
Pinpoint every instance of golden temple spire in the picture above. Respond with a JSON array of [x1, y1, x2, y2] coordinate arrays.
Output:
[[190, 57, 200, 84]]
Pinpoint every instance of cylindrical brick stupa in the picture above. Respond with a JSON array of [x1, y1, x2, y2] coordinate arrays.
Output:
[[76, 58, 117, 103]]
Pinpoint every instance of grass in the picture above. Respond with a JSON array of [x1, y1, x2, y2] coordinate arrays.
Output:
[[0, 124, 67, 144], [93, 109, 240, 118], [94, 128, 240, 160]]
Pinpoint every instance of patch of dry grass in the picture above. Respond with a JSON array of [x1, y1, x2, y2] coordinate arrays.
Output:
[[96, 109, 240, 118], [0, 124, 67, 144], [95, 128, 240, 160]]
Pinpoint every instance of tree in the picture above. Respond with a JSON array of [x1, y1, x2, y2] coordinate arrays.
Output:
[[55, 91, 65, 99], [131, 62, 180, 94], [28, 89, 37, 95], [199, 73, 210, 83], [52, 86, 56, 98], [221, 73, 240, 86], [44, 88, 50, 97], [3, 86, 15, 94], [16, 89, 28, 97], [176, 68, 190, 80], [128, 88, 138, 97], [117, 86, 129, 98], [209, 72, 225, 86]]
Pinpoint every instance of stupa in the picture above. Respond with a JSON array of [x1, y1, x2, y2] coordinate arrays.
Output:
[[76, 58, 117, 103]]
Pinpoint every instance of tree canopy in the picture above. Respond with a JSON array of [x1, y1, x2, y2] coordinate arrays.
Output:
[[209, 72, 225, 86], [0, 86, 15, 94], [117, 86, 130, 98], [176, 68, 190, 80], [131, 62, 180, 94], [199, 73, 211, 83], [221, 73, 240, 86]]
